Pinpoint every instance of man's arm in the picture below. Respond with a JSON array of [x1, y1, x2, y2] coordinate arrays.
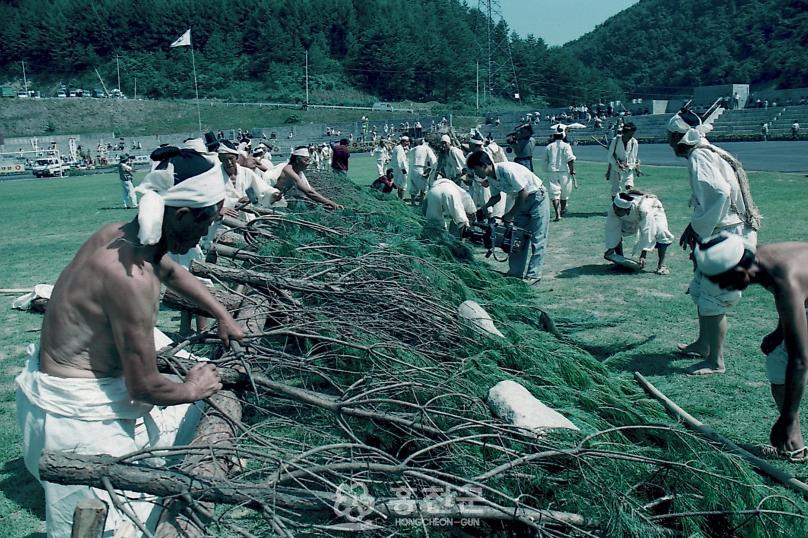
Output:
[[284, 167, 343, 209], [106, 268, 223, 405], [158, 256, 244, 345], [502, 188, 528, 222]]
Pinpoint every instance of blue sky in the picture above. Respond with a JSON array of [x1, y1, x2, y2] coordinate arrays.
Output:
[[499, 0, 640, 46]]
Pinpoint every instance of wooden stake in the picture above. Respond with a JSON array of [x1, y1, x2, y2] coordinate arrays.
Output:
[[634, 372, 808, 498]]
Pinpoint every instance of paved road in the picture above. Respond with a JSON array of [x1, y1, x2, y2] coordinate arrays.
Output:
[[568, 141, 808, 173]]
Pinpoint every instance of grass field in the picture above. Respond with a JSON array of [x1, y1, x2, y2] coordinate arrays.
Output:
[[1, 153, 807, 535]]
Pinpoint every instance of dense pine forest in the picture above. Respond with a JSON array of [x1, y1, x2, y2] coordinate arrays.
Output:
[[0, 0, 805, 107]]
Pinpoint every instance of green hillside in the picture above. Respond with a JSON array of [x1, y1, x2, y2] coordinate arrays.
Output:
[[0, 0, 617, 107], [565, 0, 808, 95]]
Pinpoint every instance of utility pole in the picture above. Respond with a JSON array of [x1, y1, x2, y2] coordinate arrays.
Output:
[[474, 0, 520, 107], [304, 48, 310, 107], [115, 55, 121, 91], [21, 61, 28, 95], [134, 78, 137, 100], [476, 61, 479, 113]]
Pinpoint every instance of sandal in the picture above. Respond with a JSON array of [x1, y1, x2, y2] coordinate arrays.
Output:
[[746, 444, 808, 463], [655, 266, 670, 275], [675, 343, 705, 358]]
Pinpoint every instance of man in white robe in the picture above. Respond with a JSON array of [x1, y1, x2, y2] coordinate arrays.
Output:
[[543, 127, 576, 221], [431, 135, 466, 185], [372, 139, 390, 177], [408, 138, 436, 205], [467, 137, 506, 221], [423, 176, 476, 236], [16, 144, 244, 537], [391, 136, 410, 200], [606, 122, 639, 195], [668, 109, 761, 375], [605, 192, 673, 274]]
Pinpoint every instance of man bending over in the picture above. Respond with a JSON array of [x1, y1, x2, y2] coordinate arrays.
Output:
[[16, 145, 244, 536]]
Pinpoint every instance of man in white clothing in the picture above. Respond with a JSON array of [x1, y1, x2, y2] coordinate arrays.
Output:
[[543, 127, 576, 221], [432, 135, 467, 185], [423, 176, 476, 236], [467, 137, 506, 222], [668, 109, 761, 375], [468, 152, 551, 283], [372, 139, 390, 177], [16, 144, 244, 537], [218, 141, 275, 209], [391, 136, 410, 200], [117, 154, 138, 209], [605, 192, 673, 274], [408, 138, 437, 205], [606, 122, 639, 195]]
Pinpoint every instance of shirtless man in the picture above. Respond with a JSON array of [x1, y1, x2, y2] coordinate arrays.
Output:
[[273, 146, 343, 209], [16, 146, 244, 536], [695, 234, 808, 459]]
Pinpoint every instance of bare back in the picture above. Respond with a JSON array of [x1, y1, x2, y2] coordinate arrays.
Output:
[[39, 221, 161, 379]]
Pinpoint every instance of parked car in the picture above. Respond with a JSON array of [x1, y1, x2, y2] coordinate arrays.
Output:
[[32, 157, 70, 177]]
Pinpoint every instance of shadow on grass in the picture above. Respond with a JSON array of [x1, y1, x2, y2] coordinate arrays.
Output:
[[1, 457, 44, 519], [563, 211, 604, 219], [556, 263, 634, 278], [606, 351, 690, 376], [578, 335, 657, 362], [98, 206, 137, 211]]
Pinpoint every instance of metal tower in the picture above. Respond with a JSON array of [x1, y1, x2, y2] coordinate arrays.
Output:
[[475, 0, 521, 108]]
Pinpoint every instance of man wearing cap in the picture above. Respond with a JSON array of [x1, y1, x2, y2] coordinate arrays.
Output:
[[432, 135, 467, 186], [605, 122, 639, 196], [391, 136, 410, 201], [330, 138, 350, 176], [543, 127, 576, 221], [507, 124, 536, 171], [605, 192, 673, 275], [694, 235, 808, 460], [118, 154, 138, 209], [16, 144, 244, 537], [668, 109, 762, 375], [273, 145, 343, 210], [408, 138, 436, 205], [467, 152, 550, 283]]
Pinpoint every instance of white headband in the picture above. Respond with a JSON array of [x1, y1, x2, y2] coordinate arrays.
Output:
[[694, 232, 747, 276], [440, 135, 451, 144], [135, 153, 225, 246], [667, 113, 713, 145], [292, 147, 310, 157], [400, 136, 409, 142], [217, 144, 240, 155], [612, 195, 634, 210]]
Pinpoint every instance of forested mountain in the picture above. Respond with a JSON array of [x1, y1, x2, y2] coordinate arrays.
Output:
[[0, 0, 617, 107], [565, 0, 808, 96]]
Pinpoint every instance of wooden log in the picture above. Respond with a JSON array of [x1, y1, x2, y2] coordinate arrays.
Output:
[[162, 287, 242, 317], [190, 260, 341, 294], [71, 498, 108, 538], [635, 372, 808, 498], [41, 451, 593, 529], [154, 391, 243, 537], [211, 244, 262, 263]]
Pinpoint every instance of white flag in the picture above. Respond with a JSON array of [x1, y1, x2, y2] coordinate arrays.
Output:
[[170, 29, 191, 48]]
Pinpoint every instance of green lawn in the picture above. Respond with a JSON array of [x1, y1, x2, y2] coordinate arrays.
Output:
[[0, 153, 807, 535]]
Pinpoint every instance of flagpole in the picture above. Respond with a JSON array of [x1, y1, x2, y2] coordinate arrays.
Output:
[[189, 30, 202, 133]]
